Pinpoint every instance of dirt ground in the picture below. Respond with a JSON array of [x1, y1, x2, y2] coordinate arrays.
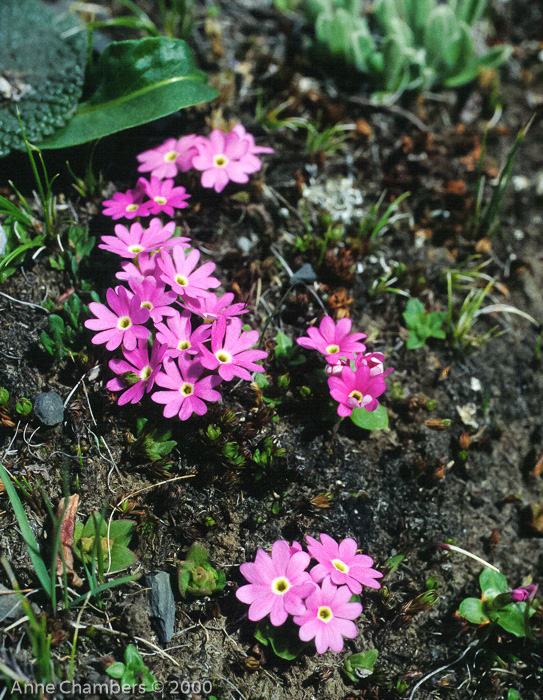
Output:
[[0, 1, 542, 699]]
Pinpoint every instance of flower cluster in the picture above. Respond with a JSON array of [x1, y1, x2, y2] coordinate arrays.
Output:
[[236, 534, 382, 654], [296, 317, 393, 417], [86, 126, 272, 420], [102, 126, 274, 219]]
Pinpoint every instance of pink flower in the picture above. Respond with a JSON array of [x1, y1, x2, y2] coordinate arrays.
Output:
[[181, 292, 248, 322], [192, 129, 266, 193], [85, 286, 150, 351], [137, 136, 198, 179], [293, 578, 362, 654], [158, 246, 220, 300], [356, 352, 394, 378], [138, 176, 190, 216], [306, 534, 383, 594], [511, 585, 538, 603], [198, 316, 268, 381], [297, 317, 367, 365], [99, 219, 189, 258], [151, 356, 222, 421], [116, 252, 162, 284], [328, 363, 387, 417], [106, 339, 167, 405], [102, 188, 147, 220], [236, 541, 314, 627], [155, 310, 211, 358], [127, 277, 177, 322], [232, 124, 274, 171]]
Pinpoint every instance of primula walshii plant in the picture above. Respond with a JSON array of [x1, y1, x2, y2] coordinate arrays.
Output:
[[236, 535, 382, 655], [85, 125, 273, 421], [296, 317, 393, 429]]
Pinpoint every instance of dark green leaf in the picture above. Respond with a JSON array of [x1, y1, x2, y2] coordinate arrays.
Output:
[[255, 619, 307, 660], [40, 38, 218, 149], [458, 597, 489, 624], [108, 544, 137, 572], [350, 404, 389, 430], [343, 649, 378, 683]]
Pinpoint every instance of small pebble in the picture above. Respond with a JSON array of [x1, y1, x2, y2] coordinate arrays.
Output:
[[33, 391, 64, 426], [146, 571, 175, 644], [290, 263, 316, 286], [236, 236, 254, 254]]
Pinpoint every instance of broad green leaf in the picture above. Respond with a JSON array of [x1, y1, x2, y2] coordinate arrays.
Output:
[[343, 649, 379, 682], [403, 298, 425, 328], [350, 403, 389, 430], [458, 597, 489, 624], [40, 38, 218, 150], [108, 520, 136, 548], [255, 619, 307, 660], [479, 568, 508, 600], [493, 603, 534, 638], [109, 544, 137, 572], [125, 644, 144, 672], [186, 543, 210, 566], [406, 330, 426, 349], [106, 662, 125, 679]]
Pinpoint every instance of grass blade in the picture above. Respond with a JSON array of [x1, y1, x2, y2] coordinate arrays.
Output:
[[0, 462, 51, 597]]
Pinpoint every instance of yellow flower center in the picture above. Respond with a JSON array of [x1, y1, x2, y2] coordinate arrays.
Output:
[[117, 316, 131, 330], [141, 301, 153, 310], [139, 365, 152, 381], [180, 382, 194, 396], [317, 606, 333, 623], [348, 390, 364, 403], [154, 196, 167, 205], [332, 558, 349, 573], [271, 577, 291, 595], [175, 274, 189, 287], [178, 340, 191, 350], [216, 350, 232, 364], [128, 244, 143, 254], [126, 204, 139, 212], [164, 151, 178, 162], [213, 154, 229, 168], [326, 344, 340, 354]]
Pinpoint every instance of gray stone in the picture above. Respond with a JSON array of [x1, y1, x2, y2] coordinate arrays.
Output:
[[0, 584, 23, 623], [33, 391, 64, 426], [0, 224, 7, 256], [236, 236, 254, 254], [146, 571, 175, 644], [290, 263, 316, 286]]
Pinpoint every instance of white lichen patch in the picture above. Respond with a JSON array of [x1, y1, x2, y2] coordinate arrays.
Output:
[[301, 176, 365, 225]]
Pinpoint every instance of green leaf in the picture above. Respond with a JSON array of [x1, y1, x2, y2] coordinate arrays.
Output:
[[493, 603, 533, 638], [108, 544, 137, 573], [106, 662, 125, 679], [40, 38, 218, 150], [343, 649, 379, 683], [255, 619, 307, 660], [125, 644, 144, 672], [0, 462, 52, 597], [186, 544, 210, 566], [479, 568, 508, 600], [108, 520, 136, 548], [0, 0, 86, 156], [403, 298, 425, 328], [274, 331, 294, 359], [406, 330, 426, 350], [458, 597, 490, 625], [350, 404, 389, 430]]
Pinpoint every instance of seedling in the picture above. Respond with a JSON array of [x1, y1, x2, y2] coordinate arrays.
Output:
[[106, 644, 156, 691], [403, 298, 446, 349], [343, 648, 378, 683], [15, 397, 33, 416], [177, 543, 226, 597], [41, 292, 96, 360], [73, 513, 137, 575], [134, 417, 177, 463], [458, 568, 537, 637]]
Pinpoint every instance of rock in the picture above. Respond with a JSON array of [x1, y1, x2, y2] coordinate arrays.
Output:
[[236, 236, 254, 254], [289, 263, 316, 286], [0, 224, 7, 256], [33, 391, 64, 426], [146, 571, 175, 644], [0, 584, 23, 623]]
